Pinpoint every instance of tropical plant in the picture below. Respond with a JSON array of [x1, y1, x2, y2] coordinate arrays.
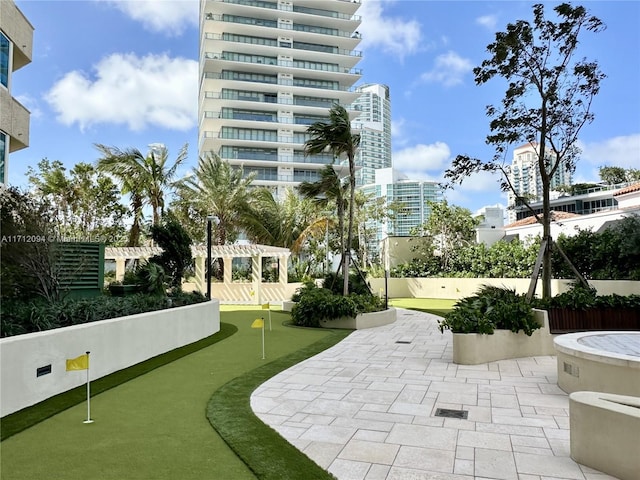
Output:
[[172, 154, 255, 245], [552, 216, 640, 280], [149, 217, 193, 288], [445, 3, 606, 299], [26, 159, 128, 244], [134, 261, 167, 297], [304, 104, 360, 295], [297, 164, 346, 265], [95, 142, 188, 245], [0, 186, 54, 299], [438, 285, 539, 335], [243, 187, 316, 252], [0, 291, 206, 338], [410, 200, 480, 272]]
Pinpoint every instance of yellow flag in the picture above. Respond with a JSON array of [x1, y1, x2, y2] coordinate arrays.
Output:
[[251, 318, 264, 329], [262, 303, 269, 310], [66, 354, 89, 371]]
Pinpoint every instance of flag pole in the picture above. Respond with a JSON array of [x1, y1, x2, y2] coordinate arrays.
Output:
[[261, 317, 265, 360], [268, 306, 272, 331], [83, 351, 93, 424]]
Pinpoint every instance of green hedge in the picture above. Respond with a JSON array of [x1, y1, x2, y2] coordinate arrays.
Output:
[[0, 291, 207, 338]]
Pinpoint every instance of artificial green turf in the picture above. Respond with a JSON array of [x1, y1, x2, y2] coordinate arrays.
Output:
[[390, 297, 456, 317], [0, 308, 343, 480], [207, 329, 350, 480], [0, 322, 238, 442]]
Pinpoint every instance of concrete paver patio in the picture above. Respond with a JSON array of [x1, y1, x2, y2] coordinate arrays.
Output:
[[251, 309, 619, 480]]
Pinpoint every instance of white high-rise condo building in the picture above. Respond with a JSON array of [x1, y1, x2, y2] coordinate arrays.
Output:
[[0, 0, 33, 185], [352, 83, 392, 187], [507, 142, 572, 222], [199, 0, 363, 196], [361, 168, 444, 262]]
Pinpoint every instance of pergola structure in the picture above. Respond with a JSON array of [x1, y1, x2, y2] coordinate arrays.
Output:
[[104, 244, 293, 304]]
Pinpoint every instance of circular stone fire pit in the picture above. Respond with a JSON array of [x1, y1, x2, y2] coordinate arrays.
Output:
[[554, 331, 640, 396]]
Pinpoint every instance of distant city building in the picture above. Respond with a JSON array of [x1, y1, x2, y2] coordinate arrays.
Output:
[[352, 83, 392, 187], [475, 205, 506, 245], [479, 182, 640, 245], [361, 168, 444, 260], [0, 0, 33, 184], [198, 0, 363, 197], [507, 143, 572, 223]]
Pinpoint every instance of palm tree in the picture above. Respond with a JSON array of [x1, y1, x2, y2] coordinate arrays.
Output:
[[297, 164, 347, 263], [95, 143, 187, 243], [244, 188, 305, 249], [304, 104, 360, 295], [172, 154, 255, 246]]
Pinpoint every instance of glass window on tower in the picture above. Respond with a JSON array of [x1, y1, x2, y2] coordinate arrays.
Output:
[[0, 33, 10, 88]]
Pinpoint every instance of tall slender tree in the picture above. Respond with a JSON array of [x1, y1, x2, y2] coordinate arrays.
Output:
[[445, 3, 605, 298], [304, 105, 360, 295], [95, 143, 188, 245]]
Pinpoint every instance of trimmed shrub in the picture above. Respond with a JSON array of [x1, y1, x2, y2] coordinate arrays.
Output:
[[290, 282, 384, 328], [438, 285, 539, 336]]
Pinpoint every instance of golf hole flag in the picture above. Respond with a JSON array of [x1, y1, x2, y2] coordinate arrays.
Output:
[[66, 351, 94, 424], [252, 318, 266, 360], [66, 354, 89, 371], [262, 303, 272, 330]]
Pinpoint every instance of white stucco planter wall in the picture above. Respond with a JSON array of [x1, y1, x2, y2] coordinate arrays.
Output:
[[452, 309, 556, 365], [570, 391, 640, 480], [0, 300, 220, 417], [319, 308, 397, 330]]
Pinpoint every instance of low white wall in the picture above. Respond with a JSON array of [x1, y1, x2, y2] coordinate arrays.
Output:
[[369, 278, 640, 299], [319, 308, 397, 330], [452, 309, 557, 365], [0, 300, 220, 417]]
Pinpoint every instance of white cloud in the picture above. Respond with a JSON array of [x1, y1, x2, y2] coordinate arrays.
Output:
[[358, 0, 423, 59], [476, 14, 498, 30], [421, 51, 473, 87], [45, 53, 198, 132], [393, 142, 452, 172], [104, 0, 198, 35], [578, 134, 640, 170]]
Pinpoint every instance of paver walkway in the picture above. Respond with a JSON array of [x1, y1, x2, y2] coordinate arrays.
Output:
[[251, 309, 617, 480]]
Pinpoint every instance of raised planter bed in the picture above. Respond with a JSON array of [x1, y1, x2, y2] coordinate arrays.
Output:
[[452, 309, 556, 365], [319, 308, 397, 330], [570, 391, 640, 480], [547, 307, 640, 333]]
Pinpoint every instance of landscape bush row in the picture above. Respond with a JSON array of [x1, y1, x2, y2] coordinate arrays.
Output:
[[392, 216, 640, 280], [0, 290, 207, 338], [438, 283, 640, 336]]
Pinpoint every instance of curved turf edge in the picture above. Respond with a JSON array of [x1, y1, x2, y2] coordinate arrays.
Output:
[[1, 322, 238, 441], [207, 329, 350, 480]]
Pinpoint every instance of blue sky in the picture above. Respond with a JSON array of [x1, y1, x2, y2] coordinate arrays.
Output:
[[10, 0, 640, 214]]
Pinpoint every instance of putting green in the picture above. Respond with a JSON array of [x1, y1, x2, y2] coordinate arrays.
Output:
[[0, 308, 336, 480]]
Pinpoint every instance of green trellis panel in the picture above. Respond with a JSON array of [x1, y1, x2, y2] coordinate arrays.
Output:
[[54, 242, 105, 299]]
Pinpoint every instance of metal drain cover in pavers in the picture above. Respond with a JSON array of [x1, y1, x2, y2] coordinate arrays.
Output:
[[395, 340, 412, 344], [434, 408, 468, 419]]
